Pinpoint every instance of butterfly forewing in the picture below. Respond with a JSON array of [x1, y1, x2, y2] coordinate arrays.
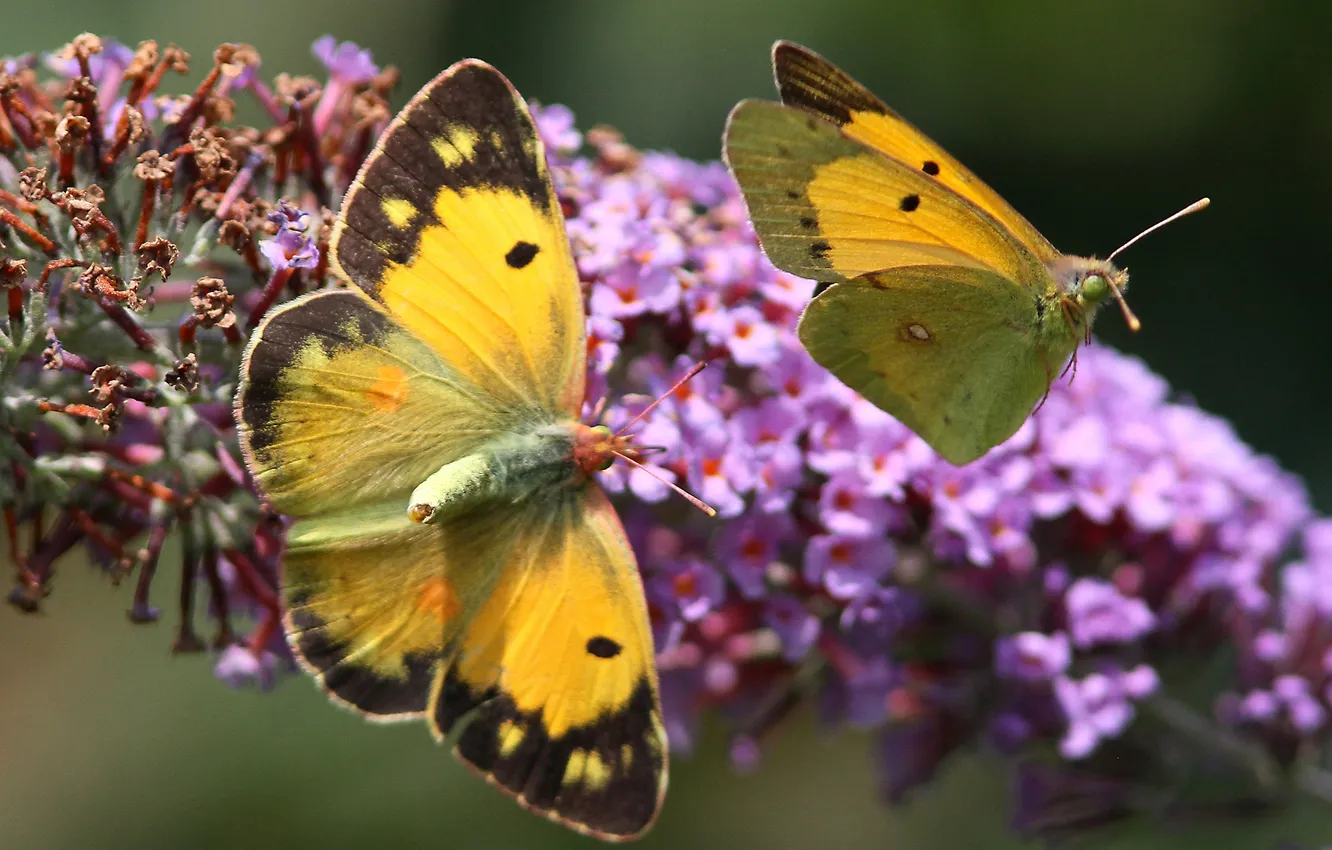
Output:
[[724, 99, 1042, 285], [771, 40, 1060, 264], [330, 60, 585, 416]]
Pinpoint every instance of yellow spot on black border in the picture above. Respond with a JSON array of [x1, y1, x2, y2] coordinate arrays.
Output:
[[381, 198, 418, 229]]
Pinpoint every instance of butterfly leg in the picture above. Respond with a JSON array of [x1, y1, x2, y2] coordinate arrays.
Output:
[[1032, 349, 1054, 415]]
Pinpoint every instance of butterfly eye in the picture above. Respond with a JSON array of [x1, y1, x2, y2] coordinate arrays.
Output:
[[1081, 274, 1109, 303]]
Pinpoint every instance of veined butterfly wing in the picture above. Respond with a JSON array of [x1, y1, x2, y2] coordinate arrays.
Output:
[[237, 59, 668, 841], [771, 40, 1059, 264]]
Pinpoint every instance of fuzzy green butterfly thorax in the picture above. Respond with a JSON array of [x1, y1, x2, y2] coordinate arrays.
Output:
[[725, 41, 1202, 465]]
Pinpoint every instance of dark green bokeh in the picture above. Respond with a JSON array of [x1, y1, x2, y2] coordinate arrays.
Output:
[[4, 1, 1331, 848]]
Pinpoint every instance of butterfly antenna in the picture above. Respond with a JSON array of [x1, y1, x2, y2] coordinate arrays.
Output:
[[589, 392, 609, 424], [1104, 275, 1141, 333], [613, 361, 707, 437], [1107, 197, 1210, 262], [613, 451, 718, 517]]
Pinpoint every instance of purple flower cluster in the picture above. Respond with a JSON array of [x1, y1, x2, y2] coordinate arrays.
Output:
[[532, 107, 1332, 829], [4, 34, 1331, 843]]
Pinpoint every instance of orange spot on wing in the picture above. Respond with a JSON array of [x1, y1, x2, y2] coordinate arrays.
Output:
[[417, 576, 461, 623], [366, 365, 408, 413]]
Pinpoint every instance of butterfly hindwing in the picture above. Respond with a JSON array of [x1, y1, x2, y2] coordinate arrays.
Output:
[[282, 499, 524, 719], [799, 266, 1061, 465], [331, 60, 585, 416], [771, 40, 1059, 265], [431, 486, 667, 842], [724, 99, 1044, 287]]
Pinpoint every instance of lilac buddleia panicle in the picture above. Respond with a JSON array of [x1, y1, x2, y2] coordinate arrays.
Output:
[[3, 34, 1331, 844]]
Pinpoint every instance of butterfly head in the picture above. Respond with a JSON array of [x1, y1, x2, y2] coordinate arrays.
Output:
[[572, 423, 635, 475], [1050, 256, 1139, 334]]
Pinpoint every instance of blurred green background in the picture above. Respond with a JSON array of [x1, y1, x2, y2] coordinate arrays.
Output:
[[4, 0, 1332, 848]]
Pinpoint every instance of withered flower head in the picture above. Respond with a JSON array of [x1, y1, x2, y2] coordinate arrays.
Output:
[[190, 127, 236, 180], [215, 43, 260, 78], [274, 73, 321, 108], [351, 90, 390, 127], [125, 40, 159, 81], [217, 219, 250, 252], [136, 236, 178, 282], [161, 45, 189, 74], [41, 327, 63, 370], [88, 363, 131, 404], [63, 75, 96, 104], [1, 258, 27, 291], [164, 352, 199, 393], [54, 113, 90, 151], [133, 149, 173, 181], [190, 276, 235, 328], [57, 33, 104, 62], [120, 105, 146, 145], [18, 167, 48, 201]]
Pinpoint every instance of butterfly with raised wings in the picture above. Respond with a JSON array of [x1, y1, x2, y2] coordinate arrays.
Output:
[[725, 40, 1205, 465]]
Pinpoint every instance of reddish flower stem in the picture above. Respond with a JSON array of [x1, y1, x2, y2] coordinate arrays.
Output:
[[134, 179, 157, 250], [0, 189, 51, 231], [38, 400, 104, 420], [246, 267, 293, 329], [0, 90, 39, 149], [172, 521, 204, 652], [105, 467, 180, 503], [7, 287, 21, 324], [24, 509, 81, 589], [0, 208, 56, 254], [3, 504, 22, 572], [223, 548, 280, 612], [98, 300, 158, 352], [38, 258, 86, 292], [73, 55, 105, 166], [162, 64, 222, 150], [200, 546, 235, 648], [129, 521, 170, 622]]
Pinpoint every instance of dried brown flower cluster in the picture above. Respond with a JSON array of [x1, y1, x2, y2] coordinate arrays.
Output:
[[0, 33, 395, 659]]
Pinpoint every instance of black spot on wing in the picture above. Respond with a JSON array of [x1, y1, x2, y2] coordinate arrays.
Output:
[[922, 160, 940, 176], [773, 41, 888, 127], [505, 240, 540, 269], [586, 636, 622, 658], [798, 215, 817, 231], [439, 670, 663, 839], [784, 189, 800, 200], [240, 290, 393, 456], [899, 194, 920, 212], [810, 240, 831, 260]]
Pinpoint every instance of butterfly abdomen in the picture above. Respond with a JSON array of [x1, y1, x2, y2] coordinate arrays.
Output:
[[409, 424, 585, 523]]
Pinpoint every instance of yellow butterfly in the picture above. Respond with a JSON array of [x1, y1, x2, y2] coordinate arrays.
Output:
[[234, 60, 667, 841], [724, 41, 1206, 465]]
